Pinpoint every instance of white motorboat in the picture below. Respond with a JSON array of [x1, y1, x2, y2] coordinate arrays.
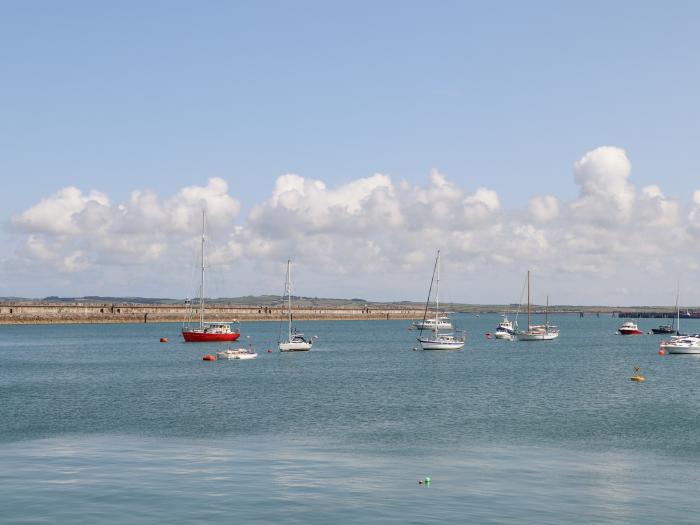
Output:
[[618, 321, 643, 335], [412, 316, 453, 331], [216, 348, 258, 360], [494, 314, 516, 340], [417, 250, 466, 350], [516, 272, 559, 341], [660, 335, 700, 354], [278, 260, 313, 352]]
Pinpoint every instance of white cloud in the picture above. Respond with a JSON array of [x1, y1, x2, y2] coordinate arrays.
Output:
[[529, 195, 560, 223], [5, 147, 700, 304], [13, 187, 110, 235], [570, 146, 635, 224]]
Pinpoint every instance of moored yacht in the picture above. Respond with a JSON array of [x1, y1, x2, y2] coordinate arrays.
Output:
[[516, 272, 559, 341], [659, 335, 700, 354], [278, 260, 314, 352], [417, 250, 466, 350], [182, 210, 241, 343], [413, 316, 453, 331], [216, 348, 258, 360], [494, 314, 516, 340], [618, 321, 643, 335]]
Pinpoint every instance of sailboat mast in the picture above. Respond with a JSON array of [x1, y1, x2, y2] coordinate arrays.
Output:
[[676, 279, 680, 335], [435, 250, 440, 327], [287, 260, 292, 341], [199, 209, 206, 329], [527, 270, 531, 331], [545, 295, 549, 327]]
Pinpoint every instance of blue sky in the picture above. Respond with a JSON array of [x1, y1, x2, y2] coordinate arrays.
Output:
[[2, 1, 700, 304]]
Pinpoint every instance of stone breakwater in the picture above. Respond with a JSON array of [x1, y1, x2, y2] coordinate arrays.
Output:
[[0, 302, 424, 325]]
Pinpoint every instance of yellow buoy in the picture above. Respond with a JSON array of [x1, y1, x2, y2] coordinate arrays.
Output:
[[630, 367, 645, 382]]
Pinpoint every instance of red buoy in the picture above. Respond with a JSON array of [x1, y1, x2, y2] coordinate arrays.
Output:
[[658, 348, 665, 356], [160, 337, 168, 343], [267, 349, 272, 353], [203, 354, 217, 361]]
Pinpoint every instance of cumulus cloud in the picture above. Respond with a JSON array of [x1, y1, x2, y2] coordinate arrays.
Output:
[[570, 146, 635, 224], [529, 195, 560, 223], [6, 146, 700, 304], [13, 187, 110, 235], [10, 178, 241, 272]]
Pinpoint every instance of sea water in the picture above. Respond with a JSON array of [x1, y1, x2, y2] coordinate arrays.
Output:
[[1, 314, 700, 523]]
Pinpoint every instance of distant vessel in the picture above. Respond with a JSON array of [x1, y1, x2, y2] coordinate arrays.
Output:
[[618, 321, 643, 336], [182, 210, 241, 343], [412, 316, 453, 331], [216, 348, 257, 360], [417, 250, 465, 350], [278, 260, 313, 352], [494, 314, 516, 340], [652, 284, 680, 335], [660, 335, 700, 354], [516, 271, 559, 341]]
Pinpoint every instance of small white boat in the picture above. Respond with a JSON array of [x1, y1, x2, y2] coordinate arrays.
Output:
[[660, 335, 700, 354], [216, 348, 258, 360], [418, 332, 466, 350], [279, 260, 313, 352], [279, 332, 313, 352], [494, 314, 516, 340], [412, 316, 453, 331], [618, 321, 643, 335], [417, 250, 465, 350], [516, 272, 559, 341]]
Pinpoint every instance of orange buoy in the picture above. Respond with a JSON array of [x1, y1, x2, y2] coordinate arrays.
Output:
[[160, 337, 168, 343], [658, 348, 665, 356], [202, 354, 217, 361]]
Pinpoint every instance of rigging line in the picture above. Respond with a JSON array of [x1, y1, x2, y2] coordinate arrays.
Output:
[[277, 261, 288, 345], [419, 251, 439, 339]]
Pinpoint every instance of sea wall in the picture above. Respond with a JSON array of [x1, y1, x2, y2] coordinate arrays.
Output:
[[0, 302, 424, 324]]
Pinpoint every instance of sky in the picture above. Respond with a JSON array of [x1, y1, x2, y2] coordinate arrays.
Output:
[[1, 1, 700, 305]]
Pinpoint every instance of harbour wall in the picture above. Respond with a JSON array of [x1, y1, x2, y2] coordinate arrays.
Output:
[[0, 302, 424, 325]]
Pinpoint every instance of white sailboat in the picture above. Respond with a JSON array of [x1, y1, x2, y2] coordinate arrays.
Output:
[[516, 271, 559, 341], [417, 250, 466, 350], [278, 259, 313, 352]]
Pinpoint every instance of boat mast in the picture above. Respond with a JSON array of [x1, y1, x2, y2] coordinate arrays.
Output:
[[199, 209, 206, 329], [527, 270, 531, 331], [545, 295, 549, 328], [435, 250, 440, 330], [676, 278, 680, 335], [287, 259, 292, 341]]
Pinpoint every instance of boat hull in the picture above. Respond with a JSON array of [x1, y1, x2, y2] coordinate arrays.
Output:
[[182, 331, 241, 342], [618, 329, 643, 336], [418, 338, 465, 350], [666, 347, 700, 354], [517, 331, 559, 341], [217, 350, 257, 360], [279, 341, 312, 351]]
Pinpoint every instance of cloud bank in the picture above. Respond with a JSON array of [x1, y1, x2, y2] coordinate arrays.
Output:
[[5, 146, 700, 304]]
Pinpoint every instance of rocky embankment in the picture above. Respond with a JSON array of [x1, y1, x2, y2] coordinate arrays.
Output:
[[0, 302, 424, 324]]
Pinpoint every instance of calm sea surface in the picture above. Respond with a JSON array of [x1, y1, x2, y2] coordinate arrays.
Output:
[[2, 314, 700, 523]]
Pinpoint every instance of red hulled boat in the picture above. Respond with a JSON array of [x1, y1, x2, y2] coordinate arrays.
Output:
[[618, 321, 643, 335], [182, 210, 242, 343], [182, 322, 240, 342]]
